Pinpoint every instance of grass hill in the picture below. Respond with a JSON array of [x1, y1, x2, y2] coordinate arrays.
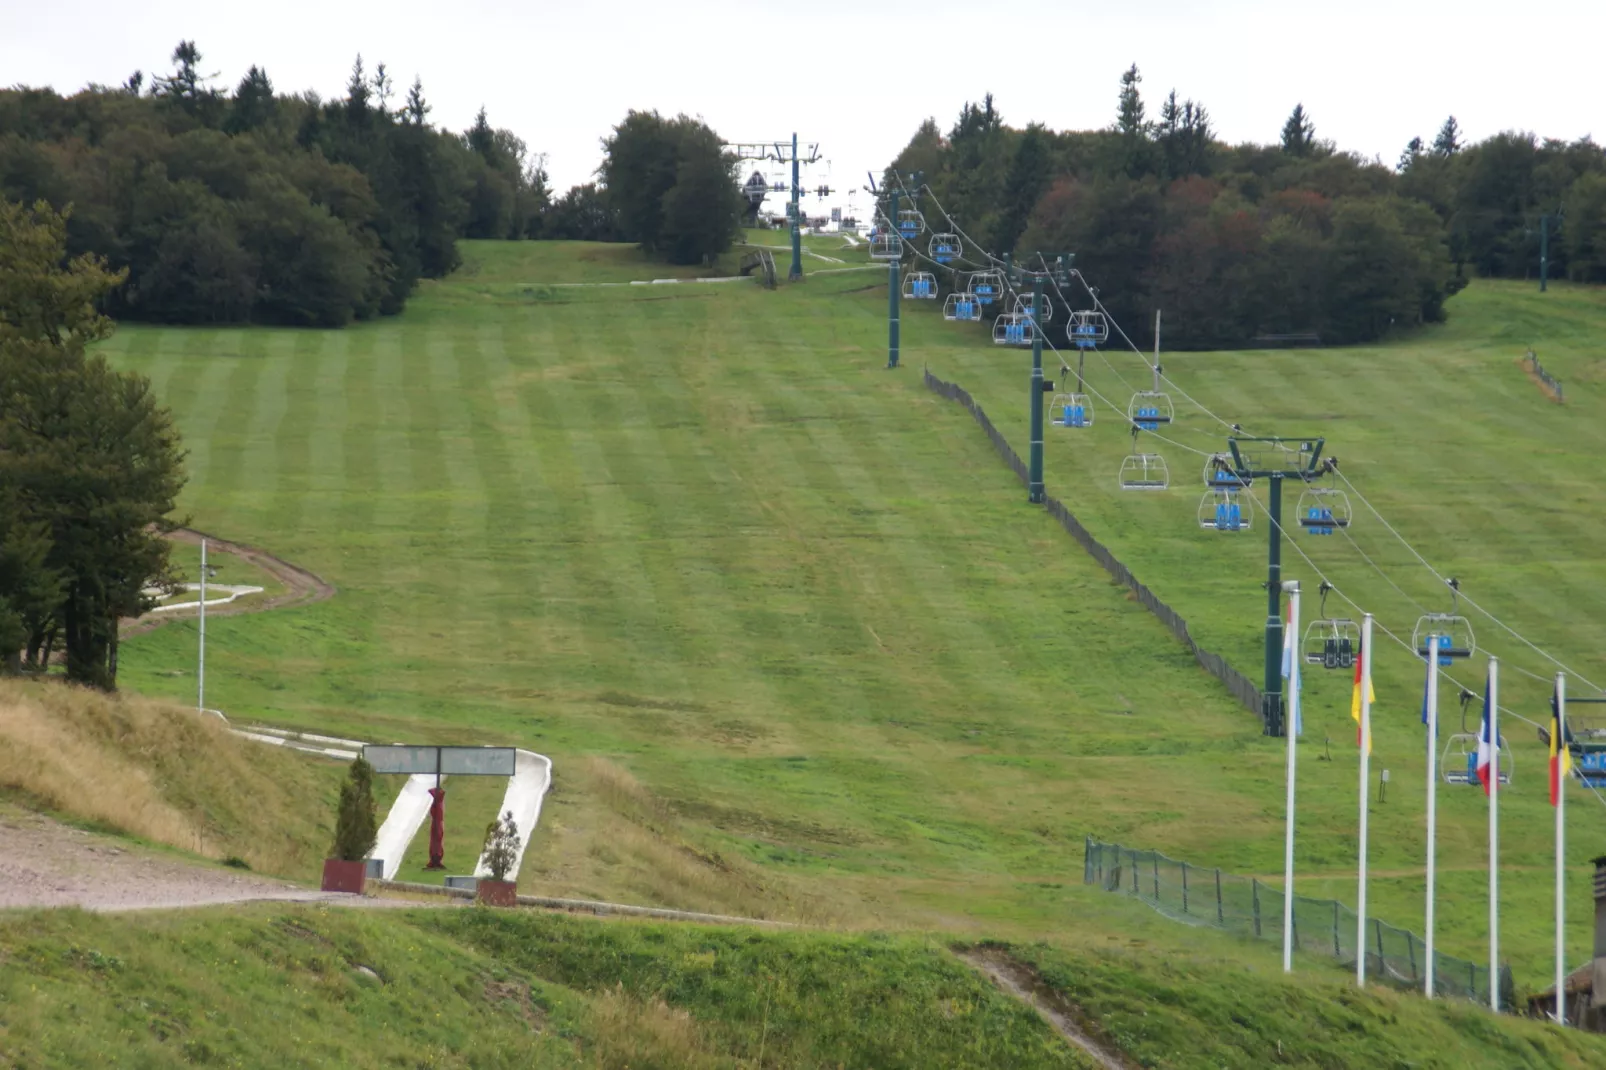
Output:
[[94, 238, 1606, 993]]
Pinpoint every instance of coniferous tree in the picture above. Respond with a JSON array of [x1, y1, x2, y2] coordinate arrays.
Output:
[[404, 77, 430, 126], [224, 66, 275, 134], [1281, 104, 1316, 157], [1432, 116, 1462, 157], [1398, 136, 1424, 172]]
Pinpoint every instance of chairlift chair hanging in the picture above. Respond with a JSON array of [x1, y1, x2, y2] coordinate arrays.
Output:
[[1203, 453, 1252, 489], [1441, 733, 1512, 786], [896, 208, 926, 239], [1302, 618, 1360, 669], [929, 233, 961, 264], [1197, 489, 1250, 531], [1127, 391, 1173, 432], [943, 293, 982, 322], [1412, 615, 1475, 664], [1067, 310, 1109, 348], [902, 271, 937, 299], [1119, 454, 1170, 491], [1050, 392, 1092, 428], [869, 232, 904, 260], [992, 313, 1032, 346], [1296, 488, 1351, 535], [967, 270, 1004, 306], [1012, 293, 1054, 323]]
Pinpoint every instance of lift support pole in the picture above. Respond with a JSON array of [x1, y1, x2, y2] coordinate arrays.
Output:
[[888, 185, 900, 370], [1028, 274, 1046, 503]]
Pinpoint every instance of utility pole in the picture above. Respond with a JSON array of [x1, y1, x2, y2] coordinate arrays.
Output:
[[1227, 436, 1331, 737], [724, 134, 825, 282]]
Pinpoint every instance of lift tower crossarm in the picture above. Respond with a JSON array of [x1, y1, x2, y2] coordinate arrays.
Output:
[[1227, 436, 1330, 738], [725, 135, 823, 282]]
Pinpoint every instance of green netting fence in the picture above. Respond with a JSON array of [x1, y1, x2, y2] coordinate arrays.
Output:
[[1083, 837, 1514, 1009]]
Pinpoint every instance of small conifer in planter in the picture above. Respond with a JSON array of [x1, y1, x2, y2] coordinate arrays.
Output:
[[476, 810, 520, 906], [322, 757, 377, 893]]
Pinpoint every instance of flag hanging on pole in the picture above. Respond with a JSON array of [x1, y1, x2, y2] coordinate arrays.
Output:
[[1351, 642, 1375, 751], [1550, 684, 1572, 807], [1282, 600, 1301, 736], [1476, 679, 1494, 795]]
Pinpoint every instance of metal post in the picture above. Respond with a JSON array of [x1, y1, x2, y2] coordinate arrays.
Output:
[[1556, 671, 1567, 1024], [1028, 275, 1045, 504], [1357, 613, 1374, 987], [1252, 878, 1262, 937], [1152, 854, 1159, 900], [1425, 642, 1439, 998], [887, 187, 900, 369], [1181, 860, 1190, 914], [1333, 900, 1342, 957], [197, 537, 207, 713], [1216, 868, 1224, 924], [788, 133, 803, 282], [1282, 579, 1299, 972], [1540, 214, 1550, 293], [1152, 309, 1162, 393], [1488, 656, 1500, 1012], [1264, 476, 1284, 736]]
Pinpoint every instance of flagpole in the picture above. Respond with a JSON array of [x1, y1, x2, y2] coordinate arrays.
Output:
[[1282, 581, 1300, 973], [1424, 638, 1439, 999], [197, 537, 207, 713], [1555, 671, 1567, 1025], [1356, 613, 1373, 987], [1488, 657, 1499, 1012]]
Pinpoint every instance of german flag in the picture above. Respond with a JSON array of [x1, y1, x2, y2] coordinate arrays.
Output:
[[1550, 685, 1572, 807], [1350, 643, 1374, 751]]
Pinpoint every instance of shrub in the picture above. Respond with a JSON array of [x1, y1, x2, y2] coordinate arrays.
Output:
[[481, 810, 519, 882], [331, 758, 376, 862]]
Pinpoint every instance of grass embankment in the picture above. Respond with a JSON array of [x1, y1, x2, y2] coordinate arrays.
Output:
[[0, 680, 362, 874], [4, 902, 1603, 1069], [99, 240, 1606, 984]]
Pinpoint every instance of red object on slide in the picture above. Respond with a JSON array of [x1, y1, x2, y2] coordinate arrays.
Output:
[[426, 786, 446, 869]]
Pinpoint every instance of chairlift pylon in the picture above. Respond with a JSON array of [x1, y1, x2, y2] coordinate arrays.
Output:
[[1067, 310, 1109, 348], [943, 292, 982, 322], [1127, 391, 1173, 432], [967, 270, 1003, 306], [1119, 453, 1169, 491], [1049, 391, 1092, 428], [902, 271, 937, 299], [929, 233, 961, 264], [992, 313, 1033, 346], [1197, 489, 1250, 531], [1296, 487, 1351, 535]]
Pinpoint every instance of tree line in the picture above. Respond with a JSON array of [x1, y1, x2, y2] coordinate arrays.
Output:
[[886, 69, 1606, 347], [0, 200, 185, 688], [0, 42, 549, 327]]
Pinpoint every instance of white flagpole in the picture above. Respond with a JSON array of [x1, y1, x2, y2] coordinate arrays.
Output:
[[197, 537, 207, 713], [1555, 671, 1567, 1025], [1283, 582, 1300, 973], [1425, 639, 1439, 999], [1488, 657, 1500, 1012], [1357, 613, 1373, 987]]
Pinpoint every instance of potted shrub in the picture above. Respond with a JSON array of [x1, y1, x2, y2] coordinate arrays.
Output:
[[321, 757, 377, 893], [475, 810, 520, 907]]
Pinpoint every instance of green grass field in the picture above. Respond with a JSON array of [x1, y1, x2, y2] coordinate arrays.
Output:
[[95, 241, 1606, 994]]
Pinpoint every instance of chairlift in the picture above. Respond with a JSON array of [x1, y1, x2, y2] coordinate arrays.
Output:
[[967, 270, 1004, 306], [897, 208, 926, 239], [992, 313, 1033, 346], [869, 232, 903, 260], [1412, 615, 1475, 664], [1119, 454, 1169, 491], [1203, 453, 1252, 490], [1197, 489, 1250, 532], [929, 233, 961, 264], [1296, 488, 1350, 535], [902, 271, 937, 299], [943, 293, 982, 322], [1302, 618, 1360, 669], [1049, 392, 1092, 428], [1440, 733, 1512, 786], [1126, 391, 1173, 432], [1012, 293, 1054, 323], [1067, 311, 1109, 349]]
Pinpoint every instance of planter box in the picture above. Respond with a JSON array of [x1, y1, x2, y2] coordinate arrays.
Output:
[[475, 878, 518, 907], [321, 858, 368, 894]]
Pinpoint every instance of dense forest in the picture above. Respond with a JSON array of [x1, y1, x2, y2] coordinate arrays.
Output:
[[884, 68, 1606, 347], [0, 43, 550, 326]]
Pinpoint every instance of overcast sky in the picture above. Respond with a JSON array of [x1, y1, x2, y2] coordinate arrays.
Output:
[[5, 1, 1600, 218]]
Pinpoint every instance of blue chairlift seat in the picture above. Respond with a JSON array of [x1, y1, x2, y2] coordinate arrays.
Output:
[[1137, 406, 1160, 432], [1576, 750, 1606, 788]]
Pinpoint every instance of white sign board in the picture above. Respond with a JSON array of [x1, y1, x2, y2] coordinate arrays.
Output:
[[363, 745, 517, 777]]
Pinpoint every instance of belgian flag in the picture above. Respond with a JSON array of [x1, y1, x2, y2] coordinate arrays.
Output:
[[1549, 685, 1573, 807]]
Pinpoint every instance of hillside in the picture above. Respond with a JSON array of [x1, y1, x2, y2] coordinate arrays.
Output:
[[95, 240, 1606, 988]]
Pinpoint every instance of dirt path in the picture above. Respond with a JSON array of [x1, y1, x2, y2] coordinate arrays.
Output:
[[122, 527, 335, 639], [0, 810, 400, 913], [957, 948, 1135, 1070]]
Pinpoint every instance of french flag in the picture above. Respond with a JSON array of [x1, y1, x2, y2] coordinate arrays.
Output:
[[1476, 680, 1495, 795]]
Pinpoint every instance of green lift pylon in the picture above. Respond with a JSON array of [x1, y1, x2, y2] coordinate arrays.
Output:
[[1226, 436, 1332, 737], [1008, 253, 1072, 503], [724, 134, 824, 283], [883, 170, 921, 369]]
